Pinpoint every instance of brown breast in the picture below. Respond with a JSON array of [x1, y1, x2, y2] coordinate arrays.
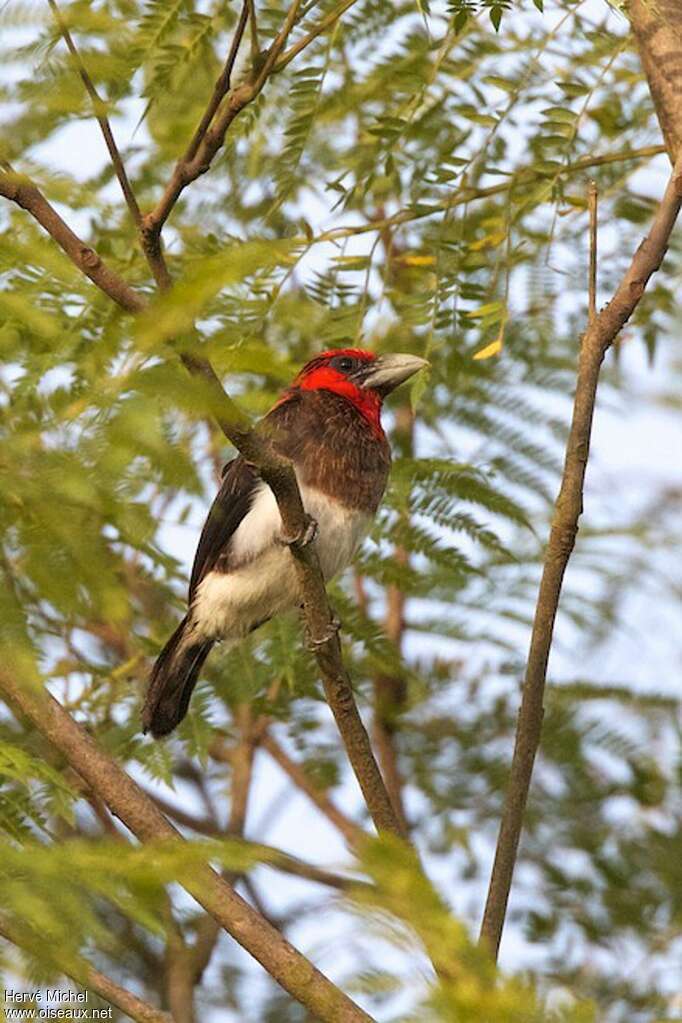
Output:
[[266, 389, 391, 514]]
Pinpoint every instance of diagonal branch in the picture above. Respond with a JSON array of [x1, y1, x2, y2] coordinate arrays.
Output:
[[0, 670, 374, 1023], [0, 912, 173, 1023], [145, 789, 365, 892], [479, 153, 682, 960], [0, 167, 145, 313], [292, 144, 668, 250]]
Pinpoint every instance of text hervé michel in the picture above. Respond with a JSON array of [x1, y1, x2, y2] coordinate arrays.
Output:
[[3, 989, 112, 1020]]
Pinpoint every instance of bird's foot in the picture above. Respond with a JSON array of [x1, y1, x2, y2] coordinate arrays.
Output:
[[278, 513, 318, 550], [305, 613, 341, 651]]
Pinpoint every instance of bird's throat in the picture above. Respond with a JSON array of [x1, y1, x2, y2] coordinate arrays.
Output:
[[297, 370, 384, 437]]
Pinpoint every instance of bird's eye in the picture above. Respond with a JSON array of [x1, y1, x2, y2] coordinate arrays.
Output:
[[331, 355, 356, 373]]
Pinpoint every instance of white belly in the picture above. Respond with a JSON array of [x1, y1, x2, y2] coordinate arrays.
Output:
[[191, 481, 370, 641]]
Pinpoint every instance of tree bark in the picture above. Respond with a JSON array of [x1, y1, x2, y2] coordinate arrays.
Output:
[[630, 0, 682, 162]]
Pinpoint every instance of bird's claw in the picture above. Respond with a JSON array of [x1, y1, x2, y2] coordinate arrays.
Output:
[[305, 614, 341, 651], [278, 514, 318, 550]]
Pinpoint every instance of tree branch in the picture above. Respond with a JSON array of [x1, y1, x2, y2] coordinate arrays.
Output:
[[183, 1, 250, 168], [366, 231, 415, 837], [46, 3, 140, 228], [2, 144, 660, 316], [479, 154, 682, 959], [145, 787, 367, 892], [373, 555, 409, 835], [143, 0, 304, 244], [0, 168, 146, 313], [0, 912, 173, 1023], [163, 901, 196, 1023], [588, 181, 597, 324], [629, 0, 682, 162], [0, 670, 373, 1023]]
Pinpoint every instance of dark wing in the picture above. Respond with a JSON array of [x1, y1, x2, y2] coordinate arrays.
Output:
[[188, 456, 259, 602], [187, 393, 304, 603]]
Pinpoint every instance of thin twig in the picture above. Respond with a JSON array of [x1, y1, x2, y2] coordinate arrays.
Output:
[[0, 670, 374, 1023], [273, 0, 359, 72], [46, 0, 171, 290], [1, 145, 661, 314], [366, 231, 412, 836], [47, 0, 142, 228], [289, 144, 667, 251], [147, 790, 363, 892], [183, 1, 250, 167], [479, 154, 682, 960]]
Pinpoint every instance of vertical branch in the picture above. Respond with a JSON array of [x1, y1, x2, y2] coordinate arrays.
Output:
[[182, 1, 250, 167], [365, 216, 414, 835], [479, 156, 682, 960]]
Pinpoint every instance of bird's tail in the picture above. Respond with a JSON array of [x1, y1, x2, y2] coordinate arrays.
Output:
[[142, 616, 213, 738]]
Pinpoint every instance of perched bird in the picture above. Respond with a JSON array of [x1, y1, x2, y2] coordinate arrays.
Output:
[[142, 347, 428, 738]]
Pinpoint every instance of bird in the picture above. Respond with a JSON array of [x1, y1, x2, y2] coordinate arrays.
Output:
[[142, 347, 428, 738]]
